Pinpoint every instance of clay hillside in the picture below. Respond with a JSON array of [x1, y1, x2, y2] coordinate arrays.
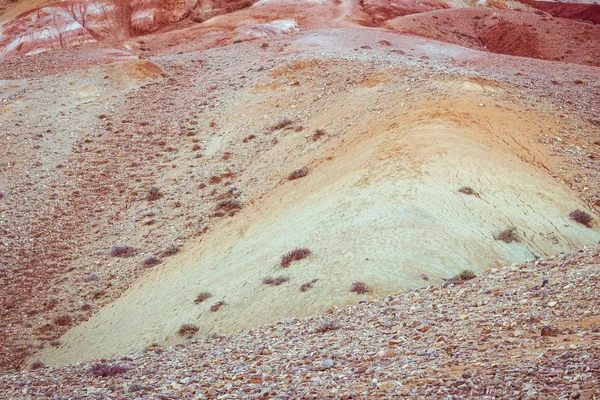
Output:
[[0, 0, 599, 397]]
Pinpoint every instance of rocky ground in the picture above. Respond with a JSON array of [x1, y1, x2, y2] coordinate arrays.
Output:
[[0, 244, 598, 398]]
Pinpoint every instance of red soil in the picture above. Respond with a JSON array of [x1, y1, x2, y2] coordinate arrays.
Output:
[[386, 8, 600, 66], [519, 0, 600, 25]]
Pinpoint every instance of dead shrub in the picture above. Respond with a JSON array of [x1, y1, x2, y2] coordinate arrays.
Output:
[[215, 199, 242, 212], [458, 270, 476, 281], [288, 166, 309, 181], [54, 315, 72, 326], [178, 324, 199, 338], [300, 279, 318, 292], [312, 129, 326, 141], [569, 209, 593, 227], [270, 117, 293, 131], [30, 360, 45, 370], [350, 281, 371, 294], [210, 301, 227, 312], [458, 186, 478, 196], [280, 248, 311, 267], [194, 292, 212, 304], [143, 256, 162, 267], [312, 320, 341, 333], [146, 187, 162, 201], [90, 363, 129, 377], [494, 227, 519, 243], [263, 276, 290, 286], [110, 245, 136, 257], [161, 245, 180, 257]]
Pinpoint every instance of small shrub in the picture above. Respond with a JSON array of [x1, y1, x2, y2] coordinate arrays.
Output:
[[569, 209, 593, 227], [161, 245, 180, 257], [146, 187, 162, 201], [270, 117, 293, 131], [215, 199, 242, 212], [350, 281, 370, 294], [210, 301, 227, 312], [300, 279, 318, 292], [30, 360, 45, 370], [312, 320, 341, 333], [178, 324, 199, 338], [243, 134, 256, 143], [194, 292, 212, 304], [312, 129, 326, 141], [54, 315, 72, 326], [494, 227, 519, 243], [457, 270, 476, 281], [458, 186, 478, 196], [288, 166, 309, 181], [280, 248, 311, 267], [421, 273, 429, 281], [90, 362, 129, 377], [143, 256, 162, 267], [110, 245, 136, 257], [263, 276, 290, 286]]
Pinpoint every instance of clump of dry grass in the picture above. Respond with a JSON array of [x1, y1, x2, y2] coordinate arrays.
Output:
[[178, 324, 199, 338], [194, 292, 212, 304], [312, 129, 326, 141], [53, 315, 72, 326], [110, 245, 136, 257], [90, 363, 129, 377], [288, 166, 309, 181], [210, 301, 227, 312], [263, 276, 290, 286], [161, 245, 180, 257], [312, 320, 341, 333], [569, 210, 593, 227], [146, 187, 162, 201], [281, 248, 311, 267], [300, 279, 318, 292], [494, 227, 519, 243], [458, 186, 478, 196], [350, 281, 371, 294], [270, 117, 293, 131], [143, 256, 162, 267]]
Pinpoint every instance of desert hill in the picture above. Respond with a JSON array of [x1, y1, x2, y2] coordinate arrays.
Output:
[[0, 0, 599, 397]]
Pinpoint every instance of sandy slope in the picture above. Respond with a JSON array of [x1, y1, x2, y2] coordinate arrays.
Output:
[[32, 66, 600, 365]]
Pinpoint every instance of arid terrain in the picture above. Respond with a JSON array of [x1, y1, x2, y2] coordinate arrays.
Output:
[[0, 0, 599, 398]]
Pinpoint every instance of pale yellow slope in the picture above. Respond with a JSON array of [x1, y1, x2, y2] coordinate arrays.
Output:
[[32, 72, 600, 366]]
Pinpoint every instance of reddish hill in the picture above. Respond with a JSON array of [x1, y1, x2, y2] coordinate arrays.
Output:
[[519, 0, 600, 24]]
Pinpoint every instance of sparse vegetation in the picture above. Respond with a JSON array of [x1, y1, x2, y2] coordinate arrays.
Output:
[[53, 315, 72, 326], [288, 166, 309, 181], [263, 276, 290, 286], [90, 363, 129, 377], [350, 281, 371, 294], [146, 187, 162, 201], [458, 186, 478, 196], [421, 273, 429, 281], [300, 279, 318, 292], [110, 245, 136, 257], [143, 256, 162, 267], [312, 129, 326, 141], [215, 199, 242, 213], [458, 270, 476, 281], [194, 292, 212, 304], [210, 301, 227, 312], [178, 324, 199, 338], [281, 248, 311, 267], [569, 209, 593, 227], [494, 227, 520, 243]]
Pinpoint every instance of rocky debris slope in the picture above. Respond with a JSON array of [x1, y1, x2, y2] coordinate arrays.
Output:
[[1, 244, 598, 398]]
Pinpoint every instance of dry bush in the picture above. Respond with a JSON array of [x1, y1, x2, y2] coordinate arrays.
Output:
[[263, 276, 290, 286], [458, 270, 476, 281], [143, 256, 162, 267], [281, 248, 311, 268], [194, 292, 212, 304], [215, 199, 242, 212], [90, 363, 129, 377], [350, 281, 371, 294], [29, 360, 45, 370], [494, 228, 519, 243], [569, 210, 593, 227], [110, 245, 136, 257], [270, 117, 293, 131], [300, 279, 318, 292], [288, 166, 309, 181], [82, 272, 100, 282], [178, 324, 199, 338], [243, 134, 256, 143], [458, 186, 478, 196], [54, 315, 72, 326], [146, 187, 162, 201], [210, 301, 227, 312], [312, 129, 326, 141], [161, 245, 180, 257]]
